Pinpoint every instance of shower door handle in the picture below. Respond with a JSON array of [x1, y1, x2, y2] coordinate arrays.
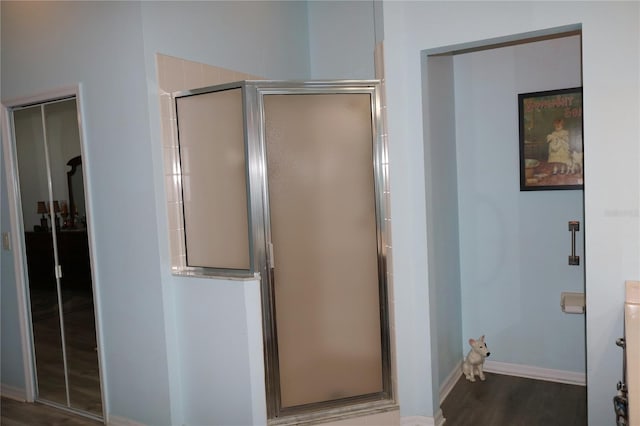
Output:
[[268, 242, 275, 269], [568, 221, 580, 265]]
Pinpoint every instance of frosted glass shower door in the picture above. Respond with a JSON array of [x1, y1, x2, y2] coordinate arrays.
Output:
[[176, 87, 250, 272], [263, 92, 385, 410]]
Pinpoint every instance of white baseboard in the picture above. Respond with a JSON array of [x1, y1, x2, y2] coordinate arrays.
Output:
[[434, 409, 445, 426], [401, 415, 436, 426], [439, 360, 462, 404], [108, 415, 147, 426], [0, 383, 27, 401], [483, 360, 586, 386]]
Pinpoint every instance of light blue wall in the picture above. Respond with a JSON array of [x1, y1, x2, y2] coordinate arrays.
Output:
[[307, 1, 376, 79], [139, 2, 313, 424], [4, 2, 634, 426], [1, 1, 316, 425], [140, 1, 311, 80], [382, 3, 639, 425], [455, 36, 585, 373], [2, 1, 377, 425], [2, 2, 172, 423], [0, 142, 26, 394], [140, 2, 377, 423], [422, 55, 463, 396]]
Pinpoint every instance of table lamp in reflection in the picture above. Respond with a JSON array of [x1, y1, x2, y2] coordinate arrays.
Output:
[[53, 200, 61, 230], [37, 201, 48, 231], [60, 201, 69, 228]]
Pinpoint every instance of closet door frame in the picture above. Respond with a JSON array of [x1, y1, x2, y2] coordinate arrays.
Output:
[[1, 84, 106, 419]]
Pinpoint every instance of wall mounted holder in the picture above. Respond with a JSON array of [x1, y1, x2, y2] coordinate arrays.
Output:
[[568, 220, 580, 265], [561, 291, 585, 314]]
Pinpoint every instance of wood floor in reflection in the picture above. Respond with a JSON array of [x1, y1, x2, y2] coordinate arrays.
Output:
[[32, 300, 103, 415], [441, 373, 587, 426], [16, 288, 104, 421], [1, 397, 103, 426]]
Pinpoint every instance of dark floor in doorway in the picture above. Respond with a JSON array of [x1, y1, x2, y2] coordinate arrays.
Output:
[[441, 372, 587, 426]]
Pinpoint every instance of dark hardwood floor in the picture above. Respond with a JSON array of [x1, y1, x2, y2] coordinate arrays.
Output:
[[30, 289, 103, 416], [2, 371, 587, 425], [1, 289, 105, 425], [441, 372, 587, 426], [0, 397, 103, 425]]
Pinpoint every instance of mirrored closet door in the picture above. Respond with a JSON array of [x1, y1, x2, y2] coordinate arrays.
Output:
[[11, 97, 103, 419]]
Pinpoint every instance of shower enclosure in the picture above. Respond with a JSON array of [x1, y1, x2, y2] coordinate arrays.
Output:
[[172, 81, 394, 419]]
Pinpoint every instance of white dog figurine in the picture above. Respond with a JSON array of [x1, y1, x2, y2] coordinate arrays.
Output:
[[462, 335, 491, 382], [568, 150, 583, 175]]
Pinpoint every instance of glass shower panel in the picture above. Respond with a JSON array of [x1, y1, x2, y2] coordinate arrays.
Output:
[[264, 93, 383, 408], [176, 88, 250, 271], [14, 105, 67, 406]]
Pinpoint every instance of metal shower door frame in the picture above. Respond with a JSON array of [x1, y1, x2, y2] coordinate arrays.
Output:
[[243, 80, 393, 419]]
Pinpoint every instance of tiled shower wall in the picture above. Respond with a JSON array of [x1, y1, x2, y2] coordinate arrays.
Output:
[[373, 42, 399, 411], [156, 53, 260, 270]]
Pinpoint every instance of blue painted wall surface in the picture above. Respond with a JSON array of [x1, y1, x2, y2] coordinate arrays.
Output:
[[423, 55, 463, 396], [382, 3, 639, 424], [307, 1, 376, 79], [1, 1, 314, 424], [140, 1, 311, 81], [2, 2, 172, 423], [2, 1, 371, 425], [5, 2, 635, 426], [139, 2, 314, 424], [0, 142, 26, 393], [454, 36, 585, 373]]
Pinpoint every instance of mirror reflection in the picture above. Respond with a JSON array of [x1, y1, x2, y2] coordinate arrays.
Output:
[[13, 98, 102, 416]]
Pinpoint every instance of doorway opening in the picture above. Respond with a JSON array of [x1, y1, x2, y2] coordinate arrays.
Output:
[[422, 28, 587, 421], [3, 89, 104, 422]]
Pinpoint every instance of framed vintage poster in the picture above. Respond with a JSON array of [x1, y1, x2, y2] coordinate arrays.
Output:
[[518, 87, 583, 191]]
